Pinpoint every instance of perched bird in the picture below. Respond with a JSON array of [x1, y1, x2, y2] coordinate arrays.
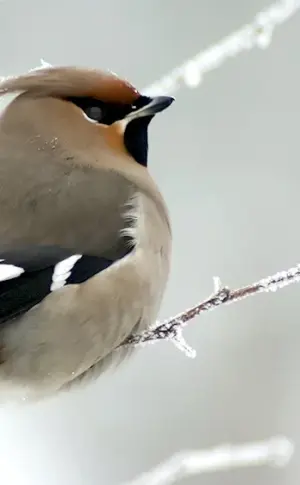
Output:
[[0, 66, 174, 399]]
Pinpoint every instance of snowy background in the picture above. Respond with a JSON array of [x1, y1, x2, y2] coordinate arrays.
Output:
[[0, 0, 300, 484]]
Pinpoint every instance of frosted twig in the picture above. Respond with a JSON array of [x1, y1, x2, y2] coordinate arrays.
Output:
[[121, 263, 300, 356], [6, 0, 299, 98], [124, 436, 294, 485], [143, 0, 300, 95], [29, 58, 52, 71]]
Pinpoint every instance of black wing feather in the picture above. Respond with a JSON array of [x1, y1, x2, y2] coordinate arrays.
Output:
[[0, 265, 56, 323], [0, 246, 116, 325]]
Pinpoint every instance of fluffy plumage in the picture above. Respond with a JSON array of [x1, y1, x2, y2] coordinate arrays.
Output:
[[0, 66, 174, 400]]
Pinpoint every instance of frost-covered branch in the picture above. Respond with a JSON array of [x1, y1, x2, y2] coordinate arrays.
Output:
[[121, 263, 300, 357], [13, 0, 300, 103], [143, 0, 300, 95], [124, 436, 294, 485]]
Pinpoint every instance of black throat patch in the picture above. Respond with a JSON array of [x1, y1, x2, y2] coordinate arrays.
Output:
[[123, 116, 153, 167]]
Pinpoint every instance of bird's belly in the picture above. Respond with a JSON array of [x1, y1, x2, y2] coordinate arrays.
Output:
[[0, 250, 169, 399]]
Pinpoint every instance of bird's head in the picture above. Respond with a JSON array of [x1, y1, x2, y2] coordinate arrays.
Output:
[[0, 66, 174, 167]]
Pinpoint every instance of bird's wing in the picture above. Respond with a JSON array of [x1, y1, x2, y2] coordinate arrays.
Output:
[[0, 116, 138, 324], [0, 245, 119, 324]]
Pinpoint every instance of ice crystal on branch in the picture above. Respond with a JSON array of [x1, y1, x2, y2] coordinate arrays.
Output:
[[121, 263, 300, 356], [124, 436, 294, 485]]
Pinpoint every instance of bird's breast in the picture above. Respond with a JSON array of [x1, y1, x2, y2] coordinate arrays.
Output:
[[120, 190, 172, 326]]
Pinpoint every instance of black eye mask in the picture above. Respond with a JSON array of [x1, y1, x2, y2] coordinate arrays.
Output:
[[66, 95, 151, 125], [66, 94, 152, 167]]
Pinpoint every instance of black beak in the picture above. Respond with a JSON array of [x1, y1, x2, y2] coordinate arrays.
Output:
[[126, 95, 175, 121], [145, 95, 175, 114]]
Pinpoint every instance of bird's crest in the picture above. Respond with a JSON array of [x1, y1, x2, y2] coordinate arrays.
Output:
[[0, 65, 140, 104]]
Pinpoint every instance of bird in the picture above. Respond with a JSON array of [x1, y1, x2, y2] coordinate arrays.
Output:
[[0, 65, 174, 400]]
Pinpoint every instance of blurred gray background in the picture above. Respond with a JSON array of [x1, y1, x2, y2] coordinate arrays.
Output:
[[0, 0, 299, 484]]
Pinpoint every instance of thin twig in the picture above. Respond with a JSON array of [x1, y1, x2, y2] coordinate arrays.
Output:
[[124, 436, 294, 485], [121, 263, 300, 357], [143, 0, 300, 95]]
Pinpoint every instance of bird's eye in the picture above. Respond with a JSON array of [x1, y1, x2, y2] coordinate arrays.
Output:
[[85, 106, 104, 122]]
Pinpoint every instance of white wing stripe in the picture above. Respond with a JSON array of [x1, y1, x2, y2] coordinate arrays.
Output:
[[50, 254, 82, 291], [0, 262, 24, 281]]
